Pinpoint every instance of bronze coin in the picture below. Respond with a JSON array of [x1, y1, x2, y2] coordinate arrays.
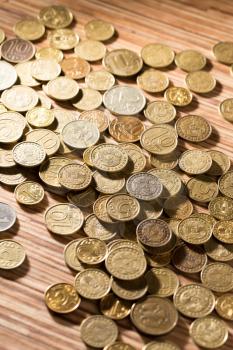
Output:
[[172, 244, 207, 273], [136, 219, 172, 248], [109, 116, 145, 143], [1, 38, 35, 63]]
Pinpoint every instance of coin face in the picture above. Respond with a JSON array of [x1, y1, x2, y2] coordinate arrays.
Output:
[[126, 172, 163, 201], [64, 239, 86, 272], [186, 71, 216, 93], [14, 19, 45, 41], [93, 195, 115, 223], [201, 262, 233, 292], [26, 107, 54, 128], [31, 58, 61, 81], [85, 70, 115, 91], [209, 196, 233, 220], [61, 56, 90, 79], [104, 85, 145, 115], [137, 219, 172, 247], [204, 236, 233, 262], [106, 194, 140, 221], [15, 61, 40, 87], [149, 169, 182, 198], [187, 175, 219, 202], [215, 294, 233, 321], [36, 47, 63, 62], [85, 19, 115, 41], [15, 181, 44, 205], [179, 150, 212, 174], [1, 38, 35, 63], [13, 142, 46, 167], [79, 110, 109, 133], [74, 40, 106, 61], [47, 77, 79, 100], [143, 341, 181, 350], [145, 267, 179, 297], [1, 85, 38, 112], [0, 61, 17, 90], [45, 283, 80, 313], [120, 143, 147, 174], [164, 86, 192, 106], [100, 293, 131, 320], [39, 5, 73, 29], [0, 203, 16, 232], [90, 144, 128, 172], [178, 217, 212, 245], [164, 195, 193, 219], [175, 49, 206, 72], [0, 111, 26, 144], [25, 129, 60, 156], [49, 29, 79, 50], [219, 98, 233, 122], [62, 120, 100, 149], [213, 220, 233, 244], [93, 171, 125, 194], [58, 163, 92, 191], [112, 276, 148, 300], [103, 49, 143, 76], [141, 43, 174, 68], [45, 203, 84, 235], [73, 88, 102, 111], [76, 237, 107, 264], [213, 41, 233, 64], [144, 101, 176, 124], [109, 116, 145, 143], [84, 214, 124, 241], [172, 244, 207, 273], [39, 157, 74, 188], [0, 239, 25, 269], [175, 114, 212, 142], [137, 69, 169, 93]]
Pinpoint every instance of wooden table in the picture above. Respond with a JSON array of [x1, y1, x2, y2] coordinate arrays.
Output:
[[0, 0, 233, 349]]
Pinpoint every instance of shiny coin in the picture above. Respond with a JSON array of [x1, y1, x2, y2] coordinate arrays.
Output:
[[61, 56, 90, 79], [164, 194, 193, 219], [74, 40, 106, 61], [204, 236, 233, 262], [215, 294, 233, 321], [14, 18, 45, 41], [84, 214, 124, 241], [85, 70, 115, 91], [100, 293, 131, 320], [209, 196, 233, 220], [141, 43, 174, 68], [106, 194, 140, 221], [49, 29, 79, 50], [62, 120, 100, 149], [213, 220, 233, 244], [112, 276, 148, 300], [0, 111, 26, 144], [1, 85, 38, 112], [175, 49, 206, 71], [39, 157, 74, 188], [144, 100, 176, 124], [36, 47, 63, 62], [120, 143, 147, 174], [0, 203, 16, 232], [213, 41, 233, 64], [175, 114, 212, 142], [93, 171, 125, 194], [149, 169, 182, 198], [67, 188, 97, 209], [164, 86, 192, 106], [172, 244, 207, 273], [64, 239, 86, 272], [150, 150, 180, 170], [208, 150, 231, 175], [79, 110, 109, 133], [45, 203, 84, 235], [103, 49, 143, 76], [58, 163, 92, 190], [201, 262, 233, 292], [76, 237, 107, 265], [0, 61, 17, 90], [31, 58, 61, 81], [90, 143, 128, 172], [0, 239, 25, 269], [179, 150, 212, 174], [85, 19, 115, 41], [13, 141, 46, 167], [186, 71, 216, 94], [109, 116, 145, 143], [137, 69, 169, 93], [1, 38, 35, 63], [73, 88, 102, 111], [14, 181, 44, 205], [187, 175, 218, 203], [39, 5, 73, 29], [0, 167, 27, 186], [25, 129, 60, 156], [46, 76, 79, 100], [143, 341, 180, 350], [126, 172, 163, 201], [146, 267, 179, 297], [45, 283, 80, 313], [219, 171, 233, 198], [0, 146, 15, 168], [137, 219, 171, 248], [15, 61, 40, 87], [219, 98, 233, 122]]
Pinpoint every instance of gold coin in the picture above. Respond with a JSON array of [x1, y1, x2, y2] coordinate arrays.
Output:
[[83, 146, 95, 166], [164, 86, 192, 106], [80, 315, 118, 348], [109, 116, 145, 143], [12, 141, 46, 167], [148, 169, 182, 198], [140, 125, 178, 155], [141, 43, 174, 68], [15, 61, 40, 87], [103, 49, 143, 76], [179, 149, 212, 175], [50, 108, 78, 133], [143, 341, 180, 350], [1, 85, 38, 112], [49, 29, 79, 50], [0, 61, 18, 91], [62, 120, 100, 149], [150, 150, 180, 170], [209, 196, 233, 220], [219, 171, 233, 198], [100, 293, 131, 320], [106, 194, 140, 221], [204, 236, 233, 262], [186, 71, 216, 94], [85, 70, 115, 91], [0, 166, 27, 186], [145, 267, 179, 297], [74, 40, 106, 61], [120, 143, 146, 174], [39, 157, 74, 188], [45, 283, 80, 314], [45, 203, 84, 235], [213, 41, 233, 64], [187, 175, 219, 203], [93, 195, 115, 224], [0, 146, 15, 168], [58, 163, 92, 191], [164, 194, 193, 219], [93, 171, 125, 194], [67, 188, 97, 209], [0, 28, 5, 44], [76, 237, 107, 264], [219, 98, 233, 122], [26, 107, 55, 128], [207, 150, 231, 176], [0, 239, 26, 269], [31, 58, 61, 81], [36, 47, 63, 62], [75, 269, 112, 300], [73, 88, 102, 111], [61, 56, 90, 79], [215, 294, 233, 321], [46, 76, 79, 100], [144, 100, 176, 124], [64, 239, 86, 272], [175, 49, 206, 72], [104, 342, 136, 350], [137, 69, 169, 93], [14, 18, 45, 41], [126, 172, 163, 201], [178, 216, 212, 245], [90, 143, 128, 172], [25, 129, 60, 156], [39, 5, 73, 29], [85, 19, 115, 41], [175, 114, 212, 142], [112, 276, 148, 300], [79, 110, 109, 133], [201, 262, 233, 292], [0, 111, 26, 144], [213, 220, 233, 244], [190, 316, 228, 349], [14, 181, 44, 205], [1, 38, 35, 63], [172, 244, 207, 273]]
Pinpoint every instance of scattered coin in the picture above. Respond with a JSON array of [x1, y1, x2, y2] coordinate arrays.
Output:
[[0, 111, 26, 144], [215, 294, 233, 321], [175, 114, 212, 142], [219, 170, 233, 198], [164, 194, 193, 219], [0, 239, 25, 269], [25, 129, 60, 156], [219, 98, 233, 122], [49, 29, 79, 50], [85, 19, 115, 41], [61, 56, 90, 79], [93, 171, 126, 194], [35, 47, 63, 62], [186, 71, 216, 94], [74, 40, 106, 61], [175, 49, 206, 71], [126, 172, 163, 201], [120, 143, 147, 174], [149, 169, 182, 198], [208, 150, 231, 175], [45, 283, 80, 313], [62, 120, 100, 149], [213, 220, 233, 244], [150, 150, 180, 170], [146, 267, 179, 297], [179, 149, 212, 174], [90, 143, 128, 172], [106, 193, 140, 221], [85, 70, 115, 91], [15, 181, 44, 205], [137, 69, 169, 93], [58, 163, 92, 191], [137, 219, 172, 248], [187, 175, 219, 202], [73, 88, 102, 110], [79, 110, 109, 133], [164, 86, 192, 106], [0, 60, 18, 90], [109, 116, 145, 143], [0, 203, 16, 232], [201, 262, 233, 292], [103, 49, 143, 76], [178, 216, 212, 244], [1, 38, 35, 63], [0, 146, 16, 168], [15, 61, 41, 87], [64, 239, 86, 272], [144, 100, 176, 124], [14, 18, 45, 41], [213, 41, 233, 64], [39, 5, 73, 29], [46, 76, 79, 100], [76, 237, 107, 264], [204, 236, 233, 262], [27, 107, 55, 129], [31, 58, 61, 81], [141, 43, 175, 68], [172, 244, 207, 273], [0, 166, 27, 186], [13, 141, 46, 167], [209, 196, 233, 220], [39, 157, 74, 188], [112, 276, 148, 300], [100, 293, 131, 320], [1, 85, 38, 112]]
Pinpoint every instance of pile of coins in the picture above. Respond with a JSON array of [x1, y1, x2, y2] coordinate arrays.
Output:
[[1, 4, 233, 350]]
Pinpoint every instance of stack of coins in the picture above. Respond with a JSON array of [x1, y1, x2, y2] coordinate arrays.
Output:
[[0, 4, 233, 350]]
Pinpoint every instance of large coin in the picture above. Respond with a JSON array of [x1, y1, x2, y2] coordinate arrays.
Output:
[[84, 19, 115, 41], [58, 163, 92, 191], [145, 267, 179, 297], [1, 85, 38, 112], [178, 216, 212, 245], [67, 188, 97, 209], [213, 220, 233, 244], [26, 107, 54, 128], [15, 61, 40, 87], [61, 56, 90, 79], [207, 150, 231, 176], [1, 38, 35, 63], [0, 111, 26, 143], [73, 88, 102, 111], [175, 49, 206, 72], [0, 239, 25, 269], [164, 86, 192, 106], [93, 171, 125, 194], [103, 49, 143, 76], [112, 276, 148, 300], [149, 169, 182, 198], [213, 41, 233, 64], [172, 244, 207, 273], [219, 98, 233, 122], [31, 59, 61, 81], [120, 143, 147, 174], [186, 71, 216, 94], [141, 43, 174, 68], [79, 110, 109, 133], [76, 237, 107, 265], [64, 239, 86, 272], [12, 142, 46, 167], [62, 120, 100, 149], [14, 19, 45, 41], [85, 70, 115, 91], [46, 76, 79, 100], [39, 157, 74, 188], [179, 150, 212, 174], [201, 262, 233, 292], [144, 100, 176, 124], [215, 294, 233, 321], [100, 293, 131, 320], [175, 114, 212, 142], [39, 5, 73, 29], [75, 40, 106, 61], [126, 172, 163, 201], [209, 196, 233, 220], [136, 219, 172, 247], [0, 61, 17, 90], [35, 47, 63, 62], [0, 167, 27, 186], [204, 236, 233, 262], [187, 175, 218, 203], [49, 29, 79, 50], [90, 144, 128, 172], [25, 129, 60, 156], [45, 283, 80, 313], [106, 194, 140, 221], [164, 194, 193, 219], [137, 69, 169, 93]]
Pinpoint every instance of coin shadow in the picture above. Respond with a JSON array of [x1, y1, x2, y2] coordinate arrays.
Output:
[[177, 95, 199, 113], [0, 255, 30, 280], [8, 217, 20, 236], [103, 30, 119, 45], [49, 229, 86, 245], [201, 80, 223, 99], [203, 58, 214, 72]]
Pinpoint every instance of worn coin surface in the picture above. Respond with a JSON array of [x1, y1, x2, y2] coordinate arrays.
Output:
[[39, 5, 73, 28], [93, 195, 115, 223], [172, 244, 207, 273], [120, 143, 147, 174], [49, 29, 79, 50], [187, 175, 219, 203], [178, 216, 212, 245], [47, 76, 79, 100], [201, 262, 233, 292], [67, 188, 97, 209], [146, 267, 179, 297], [137, 219, 171, 247], [74, 40, 106, 61], [179, 150, 212, 174], [31, 58, 61, 81], [186, 71, 216, 93], [175, 49, 206, 71], [137, 69, 169, 93], [126, 172, 163, 201], [103, 49, 143, 76], [15, 181, 44, 205], [79, 110, 109, 133], [14, 18, 45, 41], [165, 86, 192, 106], [26, 107, 55, 128], [100, 293, 131, 320], [106, 194, 140, 221], [58, 163, 92, 191], [213, 41, 233, 64], [13, 142, 46, 167], [0, 61, 17, 90], [93, 171, 125, 194], [149, 169, 182, 198], [85, 19, 115, 41], [73, 88, 102, 111], [175, 114, 212, 142], [0, 203, 16, 232], [0, 239, 25, 269], [112, 276, 148, 300], [210, 150, 230, 175], [61, 56, 90, 80], [1, 85, 38, 112], [39, 157, 74, 188], [45, 283, 80, 313], [209, 196, 233, 220], [90, 144, 128, 172], [109, 116, 145, 143], [1, 38, 35, 63], [76, 237, 107, 264], [141, 43, 174, 68], [213, 220, 233, 244], [215, 294, 233, 321], [144, 100, 176, 124]]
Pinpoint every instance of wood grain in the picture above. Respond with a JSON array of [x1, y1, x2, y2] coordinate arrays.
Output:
[[0, 0, 233, 349]]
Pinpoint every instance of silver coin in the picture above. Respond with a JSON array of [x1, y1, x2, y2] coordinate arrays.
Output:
[[0, 203, 17, 232], [0, 61, 17, 91], [62, 120, 100, 149], [126, 172, 163, 201]]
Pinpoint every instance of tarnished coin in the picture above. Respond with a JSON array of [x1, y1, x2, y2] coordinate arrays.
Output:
[[84, 214, 124, 241], [0, 61, 17, 90], [186, 71, 216, 94], [187, 175, 219, 203], [164, 195, 193, 219], [26, 107, 54, 128], [178, 216, 212, 245], [0, 239, 25, 269], [201, 262, 233, 292], [49, 29, 79, 50], [131, 295, 178, 335], [120, 143, 147, 174], [58, 163, 92, 191], [213, 220, 233, 244], [141, 43, 174, 68], [219, 98, 233, 122], [90, 144, 128, 172], [137, 219, 172, 248], [93, 171, 125, 194], [1, 85, 38, 112], [112, 276, 148, 300], [76, 237, 107, 264], [137, 69, 169, 93], [104, 342, 136, 350], [15, 61, 40, 87], [13, 141, 46, 167], [213, 41, 233, 64], [144, 100, 176, 124], [190, 316, 228, 349], [79, 110, 109, 133], [46, 77, 79, 100], [1, 38, 35, 63], [179, 150, 212, 174], [45, 203, 84, 235], [150, 150, 180, 170], [172, 244, 207, 273], [85, 70, 115, 91], [140, 125, 178, 155], [14, 18, 45, 41], [175, 49, 206, 72], [126, 172, 163, 201], [31, 59, 61, 81], [219, 171, 233, 198], [209, 196, 233, 220], [73, 88, 102, 111], [25, 129, 60, 156], [75, 269, 112, 300], [67, 188, 97, 209], [36, 47, 63, 62], [39, 5, 73, 29], [215, 294, 233, 321], [0, 167, 27, 186], [175, 114, 212, 142], [64, 239, 86, 272], [61, 56, 90, 80], [106, 194, 140, 221], [164, 86, 192, 106], [103, 49, 143, 76], [109, 116, 145, 143], [103, 85, 146, 115], [146, 267, 179, 297], [80, 315, 118, 348], [0, 146, 15, 168], [74, 40, 106, 61], [204, 236, 233, 262], [0, 111, 26, 144], [39, 157, 74, 188], [85, 19, 115, 41], [149, 169, 182, 198], [174, 284, 215, 318], [0, 203, 16, 232], [45, 283, 80, 313], [143, 341, 181, 350], [100, 293, 131, 320], [15, 181, 44, 205]]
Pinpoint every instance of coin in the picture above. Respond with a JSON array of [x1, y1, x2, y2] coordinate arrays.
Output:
[[62, 120, 100, 149], [175, 114, 212, 142], [0, 146, 15, 168], [213, 220, 233, 244], [190, 316, 228, 349], [39, 5, 73, 28], [186, 71, 216, 94], [85, 19, 115, 41], [219, 98, 233, 122], [61, 56, 90, 80], [103, 85, 146, 115], [0, 203, 16, 232], [179, 150, 212, 174], [49, 29, 79, 50], [85, 70, 115, 91], [164, 86, 192, 106], [51, 108, 78, 133], [141, 43, 174, 68], [36, 47, 63, 62], [15, 61, 40, 87], [100, 293, 131, 320], [1, 38, 35, 63], [93, 171, 125, 194], [73, 88, 102, 111], [0, 28, 5, 44], [219, 171, 233, 198], [208, 150, 231, 175], [14, 19, 45, 41], [79, 110, 109, 133], [0, 61, 17, 90], [112, 276, 148, 300], [120, 143, 147, 174], [103, 49, 143, 76], [215, 294, 233, 321], [104, 343, 136, 350], [64, 239, 86, 272], [0, 111, 26, 144], [187, 175, 219, 202], [126, 172, 163, 201], [150, 150, 180, 170], [106, 194, 140, 221], [93, 195, 115, 223], [137, 69, 169, 93], [175, 49, 206, 71], [144, 100, 176, 124], [25, 129, 60, 156], [45, 203, 84, 235], [39, 157, 74, 188], [47, 76, 79, 100], [146, 267, 179, 297], [109, 116, 145, 143], [209, 196, 233, 220], [149, 169, 182, 198], [83, 214, 124, 241], [172, 244, 207, 273], [140, 125, 178, 155], [31, 59, 61, 81], [174, 284, 215, 318], [164, 194, 193, 219], [90, 144, 128, 172], [201, 262, 233, 292], [131, 295, 178, 335], [143, 341, 180, 350], [76, 237, 107, 264], [75, 269, 112, 300], [67, 188, 97, 208], [0, 239, 25, 269], [137, 219, 172, 248], [45, 283, 80, 313], [14, 181, 44, 205], [1, 85, 38, 112], [13, 141, 46, 167], [0, 167, 27, 186], [74, 40, 106, 61], [213, 41, 233, 64], [80, 315, 118, 348], [204, 236, 233, 262], [58, 163, 92, 191]]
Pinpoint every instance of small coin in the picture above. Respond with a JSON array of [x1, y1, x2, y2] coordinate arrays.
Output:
[[76, 237, 107, 264], [45, 203, 84, 235], [143, 341, 181, 350], [93, 171, 125, 194], [90, 143, 128, 172], [0, 203, 16, 232], [100, 293, 131, 320], [80, 315, 118, 348], [0, 111, 26, 144], [0, 28, 5, 44], [120, 143, 147, 174], [58, 163, 92, 191], [204, 236, 233, 262], [213, 41, 233, 64], [64, 239, 86, 272], [137, 69, 169, 93], [190, 316, 228, 349], [172, 244, 207, 273], [144, 100, 176, 124], [75, 268, 112, 300], [85, 70, 115, 91], [13, 141, 46, 167], [146, 267, 179, 297], [62, 120, 100, 149], [0, 167, 27, 186], [186, 71, 216, 94], [215, 294, 233, 321], [141, 43, 174, 68], [0, 146, 15, 168], [49, 29, 79, 50], [67, 188, 97, 208], [149, 169, 182, 198], [109, 116, 145, 143], [1, 38, 35, 63], [104, 342, 136, 350], [85, 19, 115, 41], [61, 56, 90, 79], [45, 283, 80, 313], [137, 219, 172, 248], [150, 150, 180, 170], [175, 49, 206, 72], [219, 98, 233, 122], [179, 150, 212, 175], [175, 114, 212, 142], [106, 193, 140, 221], [26, 107, 55, 128], [39, 5, 73, 29], [79, 110, 109, 133], [14, 181, 44, 205], [131, 295, 178, 335], [14, 18, 45, 41], [74, 40, 106, 61], [164, 86, 192, 106], [112, 276, 148, 300], [25, 129, 60, 156], [213, 220, 233, 244], [201, 262, 233, 292], [0, 239, 25, 269], [187, 175, 219, 202], [208, 150, 231, 175], [1, 85, 38, 112], [15, 61, 40, 87], [73, 88, 102, 111], [39, 157, 74, 188], [31, 59, 61, 81], [103, 49, 143, 76], [209, 196, 233, 220], [103, 85, 146, 115], [164, 194, 193, 219], [126, 172, 163, 201], [36, 47, 63, 62], [0, 61, 17, 90]]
